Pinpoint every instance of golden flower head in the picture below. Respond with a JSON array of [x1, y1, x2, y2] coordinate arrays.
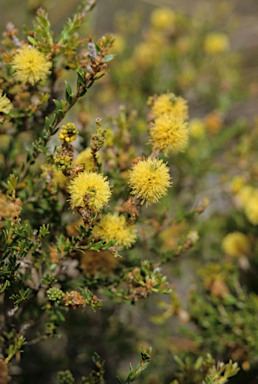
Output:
[[245, 193, 258, 225], [231, 176, 245, 194], [41, 164, 67, 189], [204, 32, 230, 55], [237, 185, 255, 207], [0, 90, 13, 122], [150, 113, 189, 155], [150, 8, 175, 29], [74, 147, 99, 171], [151, 93, 188, 120], [129, 158, 172, 206], [68, 171, 111, 211], [93, 213, 137, 249], [12, 45, 52, 85], [222, 232, 250, 257], [189, 118, 205, 139]]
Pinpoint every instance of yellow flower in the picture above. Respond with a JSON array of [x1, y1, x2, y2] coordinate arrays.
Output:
[[75, 148, 95, 171], [237, 186, 254, 207], [245, 193, 258, 225], [204, 32, 230, 55], [41, 164, 67, 189], [151, 93, 188, 120], [12, 45, 52, 85], [222, 232, 249, 257], [68, 171, 111, 211], [110, 34, 126, 54], [204, 111, 223, 134], [93, 213, 137, 249], [231, 176, 245, 194], [0, 90, 12, 122], [129, 158, 172, 206], [189, 118, 205, 139], [133, 42, 159, 68], [150, 8, 175, 29], [150, 114, 188, 155]]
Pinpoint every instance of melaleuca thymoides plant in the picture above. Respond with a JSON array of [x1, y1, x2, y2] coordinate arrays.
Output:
[[0, 1, 246, 383]]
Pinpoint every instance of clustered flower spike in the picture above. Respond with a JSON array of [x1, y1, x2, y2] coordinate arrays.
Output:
[[128, 158, 172, 206], [12, 45, 52, 85], [93, 213, 138, 249], [59, 122, 78, 143], [68, 171, 111, 212], [0, 90, 13, 123], [149, 93, 189, 156]]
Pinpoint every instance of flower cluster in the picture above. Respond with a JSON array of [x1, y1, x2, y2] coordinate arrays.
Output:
[[149, 93, 189, 155], [12, 45, 52, 85], [59, 123, 78, 144], [129, 158, 172, 206], [0, 90, 12, 123], [93, 213, 138, 248], [222, 232, 250, 257], [68, 171, 111, 212]]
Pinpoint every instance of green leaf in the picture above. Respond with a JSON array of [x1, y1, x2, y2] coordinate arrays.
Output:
[[53, 99, 61, 109], [65, 81, 72, 96], [27, 36, 37, 45], [45, 117, 51, 130], [38, 145, 47, 154], [103, 54, 116, 63]]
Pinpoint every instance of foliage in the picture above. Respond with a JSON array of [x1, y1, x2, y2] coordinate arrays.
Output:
[[0, 0, 258, 383]]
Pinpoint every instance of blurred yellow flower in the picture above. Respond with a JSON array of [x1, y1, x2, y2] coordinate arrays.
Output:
[[222, 232, 249, 257], [75, 148, 95, 171], [93, 213, 137, 248], [204, 32, 230, 55], [204, 111, 223, 134], [12, 45, 52, 85], [189, 118, 205, 139], [231, 176, 245, 194], [68, 171, 111, 211], [129, 158, 172, 206], [41, 164, 67, 189], [245, 193, 258, 225], [237, 185, 254, 206], [151, 8, 175, 29], [0, 90, 12, 122], [110, 34, 126, 54]]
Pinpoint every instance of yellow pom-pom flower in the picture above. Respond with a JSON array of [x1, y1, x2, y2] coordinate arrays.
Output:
[[231, 176, 245, 194], [204, 32, 230, 55], [41, 164, 67, 189], [12, 45, 52, 85], [189, 118, 205, 139], [93, 213, 137, 249], [0, 90, 13, 122], [75, 148, 96, 171], [151, 8, 175, 30], [151, 93, 188, 120], [129, 158, 172, 206], [237, 185, 254, 207], [68, 171, 111, 211], [222, 232, 250, 257], [245, 193, 258, 225], [150, 114, 189, 155]]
